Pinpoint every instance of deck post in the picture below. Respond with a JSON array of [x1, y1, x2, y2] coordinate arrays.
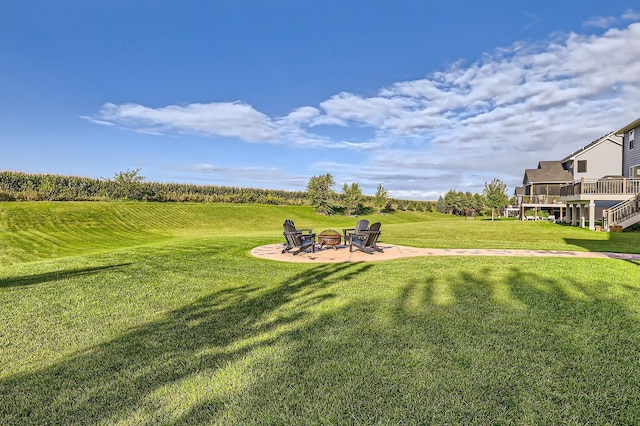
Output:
[[589, 200, 595, 231]]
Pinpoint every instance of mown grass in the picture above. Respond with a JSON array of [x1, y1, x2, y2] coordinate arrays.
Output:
[[1, 202, 640, 424]]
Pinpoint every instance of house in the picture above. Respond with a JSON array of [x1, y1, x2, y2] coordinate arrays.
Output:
[[523, 161, 575, 202], [556, 133, 624, 224], [512, 186, 525, 211], [516, 161, 573, 219], [559, 117, 640, 230]]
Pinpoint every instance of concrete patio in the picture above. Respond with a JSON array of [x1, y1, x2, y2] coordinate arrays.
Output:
[[251, 243, 640, 263]]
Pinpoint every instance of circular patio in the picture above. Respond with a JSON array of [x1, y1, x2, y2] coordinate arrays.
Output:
[[251, 243, 640, 263]]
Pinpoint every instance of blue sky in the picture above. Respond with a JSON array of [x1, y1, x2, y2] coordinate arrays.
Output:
[[2, 1, 640, 200]]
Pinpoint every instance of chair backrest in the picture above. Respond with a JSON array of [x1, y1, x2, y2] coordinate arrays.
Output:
[[355, 219, 369, 234], [365, 222, 381, 246], [283, 221, 304, 246]]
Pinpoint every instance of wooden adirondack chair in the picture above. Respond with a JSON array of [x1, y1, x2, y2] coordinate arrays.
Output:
[[342, 219, 369, 245], [282, 220, 316, 255], [349, 222, 383, 254]]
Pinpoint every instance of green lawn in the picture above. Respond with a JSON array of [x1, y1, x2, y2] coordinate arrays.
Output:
[[1, 202, 640, 424]]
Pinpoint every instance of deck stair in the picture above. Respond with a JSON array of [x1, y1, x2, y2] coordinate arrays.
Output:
[[603, 193, 640, 231]]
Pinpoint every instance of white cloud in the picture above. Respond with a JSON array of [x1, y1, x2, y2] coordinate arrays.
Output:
[[584, 16, 619, 28], [623, 10, 640, 21], [278, 106, 320, 124], [314, 92, 421, 130], [94, 102, 280, 142], [584, 10, 640, 28]]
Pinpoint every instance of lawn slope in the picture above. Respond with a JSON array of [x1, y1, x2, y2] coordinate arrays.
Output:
[[1, 202, 640, 424], [0, 202, 438, 263]]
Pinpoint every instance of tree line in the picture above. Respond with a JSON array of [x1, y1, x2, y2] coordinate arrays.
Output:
[[435, 179, 510, 219], [1, 170, 508, 216], [305, 173, 433, 215], [0, 170, 307, 205], [0, 170, 433, 213]]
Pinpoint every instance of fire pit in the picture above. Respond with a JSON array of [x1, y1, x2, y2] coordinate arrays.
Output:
[[317, 229, 342, 250]]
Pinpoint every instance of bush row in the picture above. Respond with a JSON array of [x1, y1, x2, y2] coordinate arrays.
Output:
[[0, 171, 307, 204], [0, 171, 434, 211]]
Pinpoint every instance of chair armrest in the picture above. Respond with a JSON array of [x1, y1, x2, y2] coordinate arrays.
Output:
[[342, 228, 356, 236], [284, 231, 316, 239], [298, 228, 314, 237]]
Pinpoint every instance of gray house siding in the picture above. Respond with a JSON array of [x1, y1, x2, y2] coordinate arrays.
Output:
[[569, 138, 622, 180], [623, 125, 640, 178]]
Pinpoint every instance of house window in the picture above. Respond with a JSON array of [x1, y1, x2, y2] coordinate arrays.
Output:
[[577, 160, 587, 173], [631, 129, 635, 149]]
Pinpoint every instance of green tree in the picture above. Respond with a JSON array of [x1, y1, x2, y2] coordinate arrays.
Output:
[[474, 193, 486, 213], [437, 189, 464, 215], [307, 173, 336, 215], [437, 189, 482, 216], [113, 168, 146, 200], [341, 182, 363, 216], [373, 184, 389, 213], [435, 195, 446, 213], [483, 178, 508, 220]]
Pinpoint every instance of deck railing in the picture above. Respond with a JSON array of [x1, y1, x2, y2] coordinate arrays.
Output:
[[560, 178, 640, 197], [602, 194, 640, 230], [520, 195, 562, 204]]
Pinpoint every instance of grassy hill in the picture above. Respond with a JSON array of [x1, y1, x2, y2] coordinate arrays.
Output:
[[0, 202, 438, 263], [1, 201, 638, 264], [1, 202, 640, 424]]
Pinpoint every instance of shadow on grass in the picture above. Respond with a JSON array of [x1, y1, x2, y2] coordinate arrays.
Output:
[[202, 264, 640, 424], [0, 263, 133, 289], [565, 233, 640, 256], [0, 261, 372, 424], [2, 260, 640, 424]]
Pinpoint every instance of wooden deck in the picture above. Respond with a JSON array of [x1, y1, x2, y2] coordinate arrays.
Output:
[[560, 178, 640, 201]]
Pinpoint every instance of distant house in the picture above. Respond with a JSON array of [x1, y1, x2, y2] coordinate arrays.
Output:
[[516, 161, 573, 219], [522, 161, 574, 204], [560, 132, 622, 181], [513, 186, 525, 207]]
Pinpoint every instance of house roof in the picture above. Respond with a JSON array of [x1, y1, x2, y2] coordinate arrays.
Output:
[[523, 161, 574, 185], [615, 116, 640, 135], [560, 132, 622, 163], [514, 186, 525, 196]]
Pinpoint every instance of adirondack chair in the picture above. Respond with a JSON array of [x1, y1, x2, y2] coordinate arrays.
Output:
[[349, 222, 383, 254], [282, 220, 316, 255], [342, 219, 369, 245]]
